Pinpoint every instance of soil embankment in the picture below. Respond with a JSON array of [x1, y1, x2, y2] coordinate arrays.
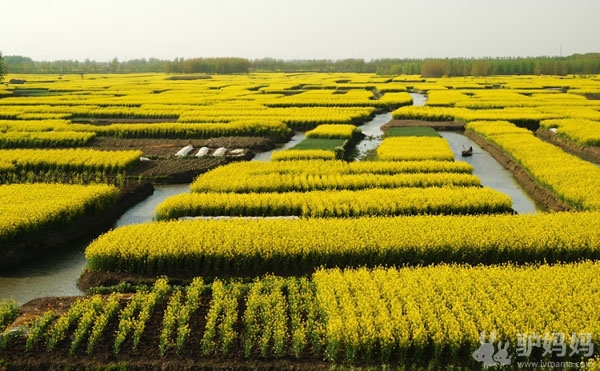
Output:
[[536, 128, 600, 164]]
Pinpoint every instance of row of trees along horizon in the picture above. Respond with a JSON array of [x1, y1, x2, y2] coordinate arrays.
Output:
[[2, 53, 600, 77]]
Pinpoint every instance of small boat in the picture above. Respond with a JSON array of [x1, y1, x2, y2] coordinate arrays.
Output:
[[461, 146, 473, 157]]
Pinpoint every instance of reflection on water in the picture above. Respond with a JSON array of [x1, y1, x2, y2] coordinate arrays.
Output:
[[0, 184, 191, 304]]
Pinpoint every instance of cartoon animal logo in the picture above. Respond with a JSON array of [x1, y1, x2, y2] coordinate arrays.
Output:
[[472, 331, 512, 367], [493, 341, 512, 366]]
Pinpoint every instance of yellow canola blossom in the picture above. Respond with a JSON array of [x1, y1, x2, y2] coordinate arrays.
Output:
[[85, 212, 600, 276], [190, 172, 480, 193], [305, 124, 358, 139], [271, 150, 336, 162], [155, 186, 511, 220], [191, 167, 480, 193], [0, 131, 96, 148], [0, 183, 118, 245], [191, 159, 475, 192], [12, 261, 600, 364], [0, 148, 142, 173], [314, 262, 600, 363], [541, 118, 600, 146], [376, 137, 455, 161], [67, 120, 292, 140], [467, 120, 600, 210]]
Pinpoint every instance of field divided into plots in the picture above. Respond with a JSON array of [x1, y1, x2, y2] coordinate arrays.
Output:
[[2, 73, 600, 368]]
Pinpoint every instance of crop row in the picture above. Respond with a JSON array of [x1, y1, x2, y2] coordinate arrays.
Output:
[[466, 120, 600, 210], [1, 277, 322, 360], [425, 89, 600, 109], [271, 149, 336, 161], [264, 89, 412, 109], [191, 171, 480, 193], [313, 263, 600, 364], [3, 263, 599, 365], [376, 137, 455, 161], [305, 124, 359, 139], [84, 211, 600, 276], [541, 118, 600, 147], [154, 186, 511, 220], [0, 131, 96, 148], [192, 159, 473, 183], [178, 107, 376, 129], [190, 157, 477, 200], [0, 148, 142, 173], [0, 183, 119, 247], [391, 106, 558, 127], [68, 121, 293, 141]]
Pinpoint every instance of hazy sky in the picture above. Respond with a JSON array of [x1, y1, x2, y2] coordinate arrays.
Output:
[[1, 0, 598, 61]]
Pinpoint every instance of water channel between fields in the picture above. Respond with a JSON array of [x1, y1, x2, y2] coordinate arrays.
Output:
[[0, 184, 191, 305], [0, 93, 539, 304]]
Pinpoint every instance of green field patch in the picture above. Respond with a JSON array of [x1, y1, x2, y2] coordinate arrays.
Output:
[[291, 137, 346, 151]]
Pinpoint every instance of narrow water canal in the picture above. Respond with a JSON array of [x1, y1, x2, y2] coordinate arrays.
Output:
[[354, 113, 391, 160], [0, 184, 191, 304], [439, 131, 541, 214]]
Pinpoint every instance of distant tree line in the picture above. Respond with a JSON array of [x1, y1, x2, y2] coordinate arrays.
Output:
[[3, 56, 168, 74], [0, 51, 5, 82], [165, 57, 251, 74], [3, 53, 600, 76]]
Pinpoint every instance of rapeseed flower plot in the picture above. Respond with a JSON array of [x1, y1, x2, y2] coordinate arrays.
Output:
[[467, 120, 600, 210], [376, 137, 455, 161], [86, 212, 600, 276]]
